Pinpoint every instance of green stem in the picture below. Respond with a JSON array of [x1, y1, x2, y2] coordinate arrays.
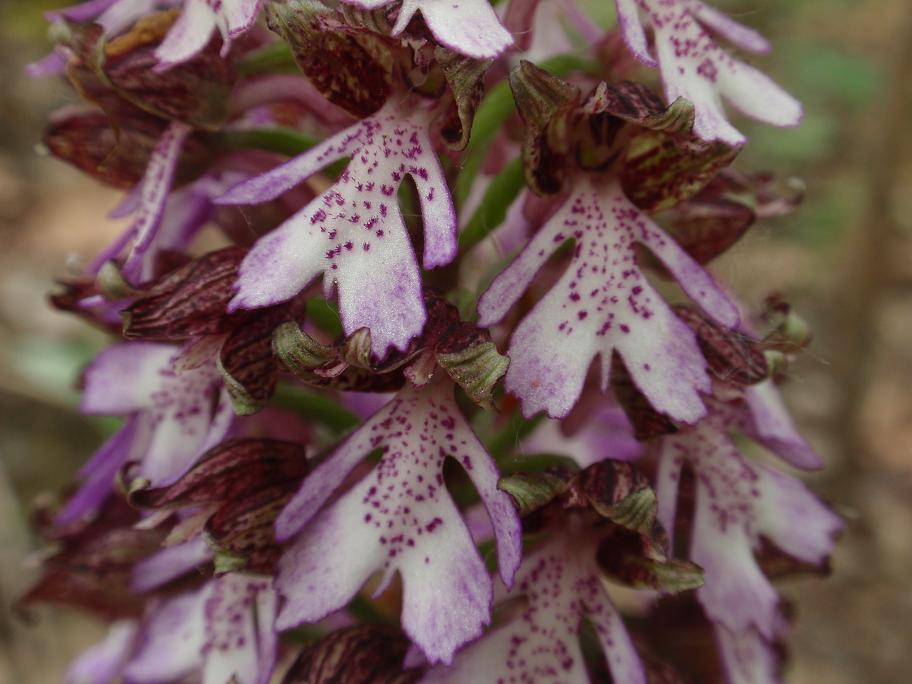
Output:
[[211, 128, 319, 157], [235, 42, 297, 76], [272, 385, 360, 434], [458, 157, 525, 255]]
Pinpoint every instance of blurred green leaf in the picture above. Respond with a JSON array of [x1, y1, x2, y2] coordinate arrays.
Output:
[[458, 157, 524, 254], [272, 385, 359, 433]]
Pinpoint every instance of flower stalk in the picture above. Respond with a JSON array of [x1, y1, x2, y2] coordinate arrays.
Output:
[[24, 2, 841, 682]]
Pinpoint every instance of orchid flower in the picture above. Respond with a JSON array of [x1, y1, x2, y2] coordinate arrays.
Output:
[[27, 1, 842, 682], [716, 622, 786, 684], [66, 620, 139, 684], [479, 175, 739, 422], [217, 97, 458, 358], [96, 121, 193, 282], [45, 0, 261, 69], [56, 343, 232, 525], [521, 400, 644, 467], [155, 0, 264, 70], [654, 389, 842, 677], [65, 547, 277, 684], [337, 0, 513, 59], [504, 0, 603, 58], [615, 0, 802, 144], [123, 575, 277, 684], [274, 375, 522, 663], [47, 0, 166, 36], [422, 531, 646, 684]]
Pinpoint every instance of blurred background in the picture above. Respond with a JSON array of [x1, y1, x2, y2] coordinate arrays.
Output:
[[0, 0, 910, 681]]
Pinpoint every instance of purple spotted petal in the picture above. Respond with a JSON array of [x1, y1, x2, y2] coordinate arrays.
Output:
[[66, 620, 138, 684], [655, 399, 842, 637], [716, 625, 783, 684], [275, 377, 521, 664], [202, 575, 277, 684], [121, 576, 277, 684], [616, 0, 801, 144], [81, 343, 178, 415], [131, 537, 213, 593], [423, 534, 646, 684], [219, 100, 457, 357], [82, 343, 231, 487], [478, 176, 737, 421], [115, 122, 191, 281], [390, 0, 513, 59], [96, 179, 213, 283], [136, 379, 230, 487]]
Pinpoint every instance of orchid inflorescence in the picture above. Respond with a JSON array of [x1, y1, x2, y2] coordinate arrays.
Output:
[[24, 1, 841, 682]]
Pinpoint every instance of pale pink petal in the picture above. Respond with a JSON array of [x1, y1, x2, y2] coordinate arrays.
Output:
[[751, 464, 842, 568], [615, 0, 657, 66], [716, 59, 803, 130], [423, 534, 646, 683], [716, 625, 783, 684], [131, 537, 213, 593], [522, 403, 643, 468], [154, 0, 217, 72], [635, 212, 739, 328], [202, 575, 277, 684], [82, 343, 230, 488], [217, 121, 363, 205], [55, 419, 140, 526], [66, 620, 138, 684], [390, 0, 514, 58], [657, 400, 842, 637], [276, 378, 521, 664], [222, 0, 262, 37], [742, 380, 822, 470], [222, 101, 457, 357], [121, 122, 192, 280], [81, 343, 177, 415], [690, 453, 780, 637], [96, 0, 162, 35], [123, 589, 209, 683], [26, 49, 69, 79], [480, 177, 735, 421], [620, 0, 800, 145], [690, 1, 769, 53], [276, 499, 387, 626], [46, 0, 120, 23], [134, 367, 226, 486]]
